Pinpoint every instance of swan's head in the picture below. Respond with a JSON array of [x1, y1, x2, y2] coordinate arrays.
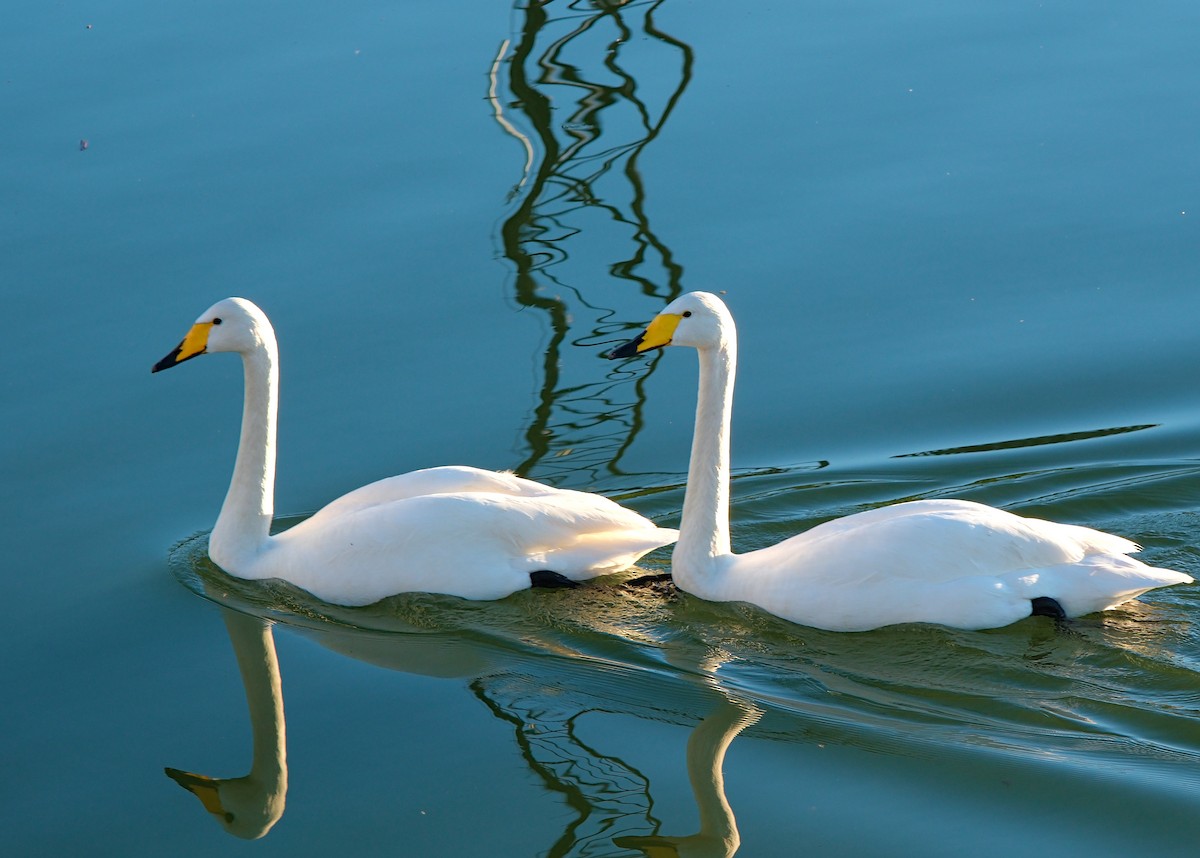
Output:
[[152, 297, 274, 373], [165, 767, 285, 840], [607, 292, 733, 359]]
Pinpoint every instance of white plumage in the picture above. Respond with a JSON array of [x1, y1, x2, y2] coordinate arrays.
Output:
[[154, 297, 676, 605], [609, 291, 1191, 631]]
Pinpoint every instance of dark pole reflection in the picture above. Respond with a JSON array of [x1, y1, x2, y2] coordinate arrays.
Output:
[[473, 677, 665, 856], [491, 0, 693, 484]]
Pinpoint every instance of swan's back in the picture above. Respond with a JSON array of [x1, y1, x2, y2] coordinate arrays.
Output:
[[763, 499, 1131, 582], [313, 465, 572, 517]]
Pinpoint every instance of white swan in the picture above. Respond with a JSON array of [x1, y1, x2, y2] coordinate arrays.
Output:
[[153, 297, 677, 604], [608, 291, 1192, 631]]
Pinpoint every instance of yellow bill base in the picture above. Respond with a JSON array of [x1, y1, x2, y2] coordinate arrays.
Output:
[[637, 312, 683, 352]]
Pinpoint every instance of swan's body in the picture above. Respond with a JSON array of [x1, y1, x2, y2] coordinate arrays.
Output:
[[154, 298, 676, 605], [609, 291, 1191, 631]]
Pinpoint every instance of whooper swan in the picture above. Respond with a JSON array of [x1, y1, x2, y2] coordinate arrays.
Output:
[[608, 291, 1191, 631], [154, 297, 676, 605]]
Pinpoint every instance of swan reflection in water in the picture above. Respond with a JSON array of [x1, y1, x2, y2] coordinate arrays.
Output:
[[166, 608, 287, 840], [616, 699, 762, 858], [164, 518, 1199, 853], [163, 551, 765, 853]]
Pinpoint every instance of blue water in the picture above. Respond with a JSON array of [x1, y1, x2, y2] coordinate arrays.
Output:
[[5, 1, 1200, 854]]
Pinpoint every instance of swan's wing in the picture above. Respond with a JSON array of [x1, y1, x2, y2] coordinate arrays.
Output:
[[798, 498, 1136, 550], [1016, 552, 1191, 617], [312, 466, 566, 519], [466, 488, 679, 580], [269, 490, 677, 604]]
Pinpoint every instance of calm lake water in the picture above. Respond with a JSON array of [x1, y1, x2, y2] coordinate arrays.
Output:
[[6, 1, 1200, 854]]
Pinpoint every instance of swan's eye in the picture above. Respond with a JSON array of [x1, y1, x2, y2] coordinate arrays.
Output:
[[682, 311, 692, 318], [212, 318, 223, 325], [224, 812, 235, 823]]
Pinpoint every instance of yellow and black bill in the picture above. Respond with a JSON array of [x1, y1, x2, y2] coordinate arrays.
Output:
[[607, 312, 683, 359], [152, 322, 213, 373]]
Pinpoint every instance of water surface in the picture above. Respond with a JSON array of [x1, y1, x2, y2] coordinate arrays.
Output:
[[5, 1, 1200, 855]]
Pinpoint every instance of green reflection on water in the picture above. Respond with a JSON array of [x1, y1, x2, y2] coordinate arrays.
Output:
[[493, 0, 692, 483]]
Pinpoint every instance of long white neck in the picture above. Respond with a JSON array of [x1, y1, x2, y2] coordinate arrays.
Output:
[[210, 333, 278, 571], [672, 327, 736, 592]]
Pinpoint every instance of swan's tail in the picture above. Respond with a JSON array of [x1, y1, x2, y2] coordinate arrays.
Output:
[[541, 527, 679, 580], [1015, 553, 1192, 617]]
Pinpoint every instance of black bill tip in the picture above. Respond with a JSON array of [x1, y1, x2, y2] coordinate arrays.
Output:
[[152, 339, 205, 373], [152, 346, 183, 373], [607, 333, 645, 359], [164, 767, 204, 790]]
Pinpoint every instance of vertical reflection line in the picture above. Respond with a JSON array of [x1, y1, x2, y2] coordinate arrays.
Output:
[[501, 1, 570, 479], [495, 0, 694, 483], [489, 39, 535, 194], [622, 0, 693, 296]]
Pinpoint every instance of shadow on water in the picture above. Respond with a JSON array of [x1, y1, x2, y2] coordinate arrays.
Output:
[[165, 529, 1200, 853], [491, 0, 692, 484], [894, 424, 1160, 459]]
